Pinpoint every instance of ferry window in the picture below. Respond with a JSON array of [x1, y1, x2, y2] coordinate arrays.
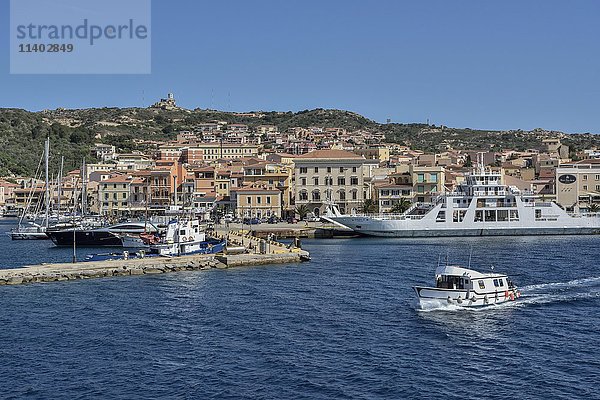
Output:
[[180, 230, 185, 235], [497, 210, 508, 221], [499, 279, 504, 287], [493, 279, 499, 287], [475, 210, 483, 222], [484, 210, 497, 221], [478, 280, 485, 289], [535, 209, 542, 219], [436, 211, 445, 221]]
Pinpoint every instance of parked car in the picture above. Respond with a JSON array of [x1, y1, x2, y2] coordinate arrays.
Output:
[[243, 218, 261, 225], [286, 217, 298, 224], [306, 216, 321, 222], [267, 216, 280, 224]]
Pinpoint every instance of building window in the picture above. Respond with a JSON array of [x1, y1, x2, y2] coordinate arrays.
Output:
[[339, 167, 344, 173], [417, 173, 424, 183], [314, 167, 319, 173], [300, 167, 307, 174], [327, 167, 331, 173], [352, 190, 357, 200], [299, 191, 308, 201], [301, 178, 306, 186], [339, 191, 346, 201], [122, 193, 126, 199], [352, 167, 357, 173], [338, 177, 346, 185], [430, 173, 438, 183], [266, 196, 271, 204], [313, 177, 319, 185], [381, 190, 390, 196], [417, 185, 424, 193], [583, 185, 588, 190], [583, 175, 588, 180], [247, 196, 251, 204], [257, 197, 262, 204], [350, 177, 358, 185], [312, 190, 321, 201]]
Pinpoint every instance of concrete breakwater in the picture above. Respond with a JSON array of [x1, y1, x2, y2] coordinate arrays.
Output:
[[0, 252, 308, 286]]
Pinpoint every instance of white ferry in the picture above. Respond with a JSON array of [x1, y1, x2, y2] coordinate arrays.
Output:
[[325, 165, 600, 237], [414, 265, 520, 308]]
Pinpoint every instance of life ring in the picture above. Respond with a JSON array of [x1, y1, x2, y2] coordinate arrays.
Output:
[[509, 292, 515, 301], [189, 236, 193, 241], [504, 290, 509, 298], [484, 295, 489, 304]]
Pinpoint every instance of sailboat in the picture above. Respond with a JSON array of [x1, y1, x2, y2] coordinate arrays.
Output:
[[8, 138, 52, 240]]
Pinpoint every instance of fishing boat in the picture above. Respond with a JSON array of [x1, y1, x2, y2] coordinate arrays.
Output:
[[413, 265, 521, 308], [148, 218, 222, 256], [85, 219, 226, 261]]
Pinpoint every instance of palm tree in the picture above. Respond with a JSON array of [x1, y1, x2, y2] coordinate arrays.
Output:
[[360, 199, 378, 214], [295, 204, 310, 220], [390, 197, 412, 214]]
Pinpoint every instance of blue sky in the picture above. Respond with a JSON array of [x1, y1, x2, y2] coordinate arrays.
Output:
[[1, 0, 599, 133]]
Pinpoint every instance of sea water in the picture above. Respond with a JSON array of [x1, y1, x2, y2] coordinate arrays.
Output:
[[0, 218, 599, 399]]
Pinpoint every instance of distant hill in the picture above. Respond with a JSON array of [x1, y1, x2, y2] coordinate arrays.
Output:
[[0, 106, 598, 176]]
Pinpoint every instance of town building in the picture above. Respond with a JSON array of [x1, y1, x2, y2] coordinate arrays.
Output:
[[556, 160, 600, 212], [232, 185, 283, 219], [293, 149, 376, 216]]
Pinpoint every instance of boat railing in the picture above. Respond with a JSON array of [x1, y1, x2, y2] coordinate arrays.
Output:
[[568, 212, 600, 218], [349, 212, 425, 221]]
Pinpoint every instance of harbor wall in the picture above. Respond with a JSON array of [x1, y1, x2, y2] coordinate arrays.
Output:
[[0, 250, 306, 286]]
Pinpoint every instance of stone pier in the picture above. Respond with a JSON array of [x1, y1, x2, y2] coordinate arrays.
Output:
[[0, 235, 310, 286]]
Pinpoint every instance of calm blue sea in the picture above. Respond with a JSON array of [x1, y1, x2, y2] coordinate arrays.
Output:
[[1, 218, 599, 399]]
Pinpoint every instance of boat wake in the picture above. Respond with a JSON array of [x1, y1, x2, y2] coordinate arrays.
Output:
[[520, 276, 600, 292], [416, 276, 600, 312]]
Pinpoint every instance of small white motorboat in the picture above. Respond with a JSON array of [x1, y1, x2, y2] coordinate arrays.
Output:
[[148, 218, 224, 257], [414, 265, 521, 308]]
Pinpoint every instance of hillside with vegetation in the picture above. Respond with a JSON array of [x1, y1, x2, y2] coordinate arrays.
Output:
[[0, 106, 599, 177]]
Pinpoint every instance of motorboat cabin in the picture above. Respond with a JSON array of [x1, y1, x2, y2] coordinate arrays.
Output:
[[414, 265, 520, 307]]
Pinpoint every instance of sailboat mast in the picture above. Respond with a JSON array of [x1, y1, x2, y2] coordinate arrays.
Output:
[[45, 137, 50, 228], [81, 158, 87, 216], [57, 156, 64, 216]]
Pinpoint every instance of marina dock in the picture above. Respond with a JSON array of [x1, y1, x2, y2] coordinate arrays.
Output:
[[0, 232, 310, 286]]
